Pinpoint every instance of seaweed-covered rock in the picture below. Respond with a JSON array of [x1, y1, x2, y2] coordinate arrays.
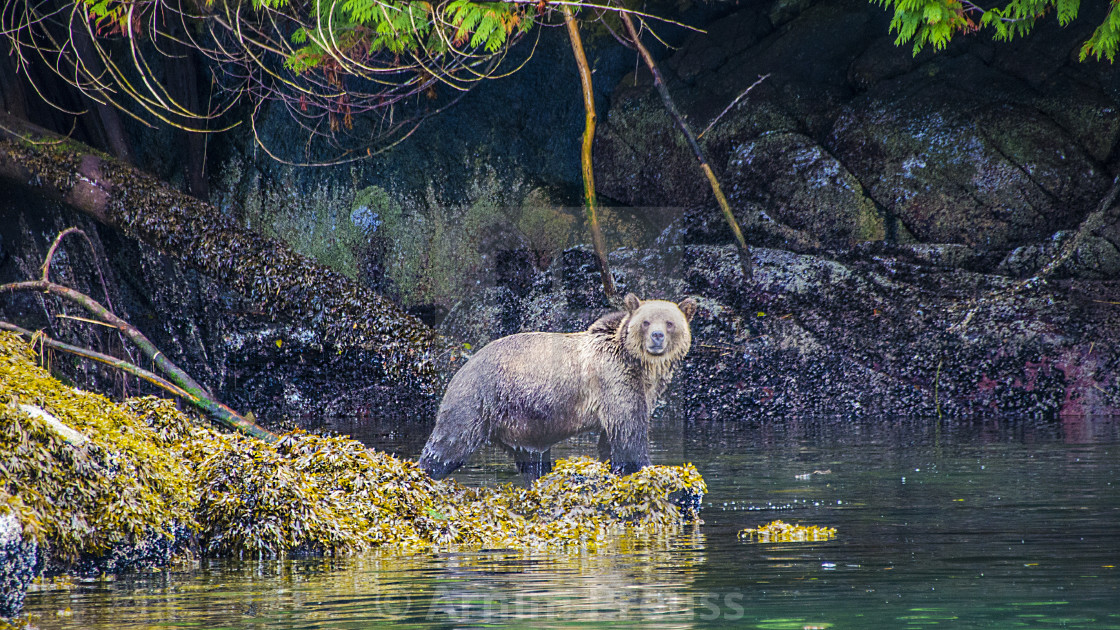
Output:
[[739, 519, 837, 542], [0, 334, 196, 571], [0, 331, 705, 557], [0, 330, 707, 611]]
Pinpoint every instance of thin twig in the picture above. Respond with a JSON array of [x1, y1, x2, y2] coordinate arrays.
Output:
[[620, 11, 753, 280], [56, 314, 116, 328], [41, 227, 118, 325], [934, 358, 942, 420], [698, 74, 769, 139]]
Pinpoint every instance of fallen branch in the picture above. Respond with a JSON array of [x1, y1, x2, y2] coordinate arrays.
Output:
[[1, 272, 277, 443], [2, 280, 216, 397], [4, 321, 186, 408]]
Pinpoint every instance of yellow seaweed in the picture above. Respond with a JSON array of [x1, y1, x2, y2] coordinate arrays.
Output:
[[738, 520, 837, 543]]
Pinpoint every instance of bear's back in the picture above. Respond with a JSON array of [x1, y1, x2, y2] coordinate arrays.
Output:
[[450, 331, 591, 396]]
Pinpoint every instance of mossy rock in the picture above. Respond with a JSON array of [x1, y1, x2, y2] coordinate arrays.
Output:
[[726, 132, 886, 248]]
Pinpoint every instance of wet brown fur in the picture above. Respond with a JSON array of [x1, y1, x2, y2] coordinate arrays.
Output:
[[419, 294, 697, 481]]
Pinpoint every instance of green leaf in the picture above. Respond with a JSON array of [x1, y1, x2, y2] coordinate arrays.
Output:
[[1080, 2, 1120, 62]]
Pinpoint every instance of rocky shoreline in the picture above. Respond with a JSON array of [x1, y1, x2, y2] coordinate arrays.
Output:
[[443, 242, 1119, 419]]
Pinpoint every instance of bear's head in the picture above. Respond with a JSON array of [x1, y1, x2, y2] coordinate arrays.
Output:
[[622, 293, 697, 363]]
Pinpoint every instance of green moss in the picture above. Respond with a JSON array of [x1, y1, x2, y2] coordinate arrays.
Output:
[[214, 156, 580, 313], [516, 188, 575, 268], [0, 332, 706, 560], [854, 192, 887, 242], [227, 162, 369, 282]]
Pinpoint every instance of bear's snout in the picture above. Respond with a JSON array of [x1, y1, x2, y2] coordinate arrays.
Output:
[[647, 329, 666, 354]]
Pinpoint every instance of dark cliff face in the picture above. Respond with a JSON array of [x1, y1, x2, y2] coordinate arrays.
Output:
[[435, 0, 1120, 419], [2, 0, 1118, 425], [199, 0, 1120, 292], [595, 0, 1119, 261]]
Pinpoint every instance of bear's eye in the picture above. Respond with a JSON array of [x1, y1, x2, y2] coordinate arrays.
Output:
[[666, 321, 674, 330], [641, 320, 650, 328]]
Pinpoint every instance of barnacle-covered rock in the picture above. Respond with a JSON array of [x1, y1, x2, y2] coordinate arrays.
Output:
[[0, 505, 37, 618]]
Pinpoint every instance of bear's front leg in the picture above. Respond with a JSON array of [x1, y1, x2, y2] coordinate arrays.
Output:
[[418, 395, 490, 479], [600, 398, 651, 476]]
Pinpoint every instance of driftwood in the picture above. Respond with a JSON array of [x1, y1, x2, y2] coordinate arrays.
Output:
[[0, 112, 457, 396]]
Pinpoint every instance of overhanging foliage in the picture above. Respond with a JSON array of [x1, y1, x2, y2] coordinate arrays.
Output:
[[875, 0, 1120, 61]]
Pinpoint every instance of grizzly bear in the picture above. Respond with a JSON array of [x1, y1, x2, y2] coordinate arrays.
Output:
[[419, 293, 697, 481]]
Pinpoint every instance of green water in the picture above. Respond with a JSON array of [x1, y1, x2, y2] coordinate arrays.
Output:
[[23, 416, 1120, 629]]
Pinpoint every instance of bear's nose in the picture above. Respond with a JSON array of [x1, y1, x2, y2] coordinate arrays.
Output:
[[651, 330, 665, 343]]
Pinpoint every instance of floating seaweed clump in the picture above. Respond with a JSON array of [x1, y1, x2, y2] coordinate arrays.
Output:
[[738, 520, 837, 543], [0, 331, 705, 565]]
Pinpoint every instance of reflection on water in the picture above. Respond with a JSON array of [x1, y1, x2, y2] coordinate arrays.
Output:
[[23, 416, 1120, 629], [28, 538, 707, 629]]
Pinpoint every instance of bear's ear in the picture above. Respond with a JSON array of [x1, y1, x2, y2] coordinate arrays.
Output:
[[677, 297, 697, 322], [624, 293, 642, 313]]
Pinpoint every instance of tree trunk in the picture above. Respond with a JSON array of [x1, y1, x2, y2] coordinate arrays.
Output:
[[562, 7, 617, 300], [0, 49, 29, 120], [0, 112, 456, 395], [162, 18, 209, 200], [69, 13, 135, 165]]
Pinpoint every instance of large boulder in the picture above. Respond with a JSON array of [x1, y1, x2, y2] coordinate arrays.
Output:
[[595, 0, 1120, 269], [828, 55, 1111, 250], [596, 0, 879, 218], [726, 131, 885, 248]]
